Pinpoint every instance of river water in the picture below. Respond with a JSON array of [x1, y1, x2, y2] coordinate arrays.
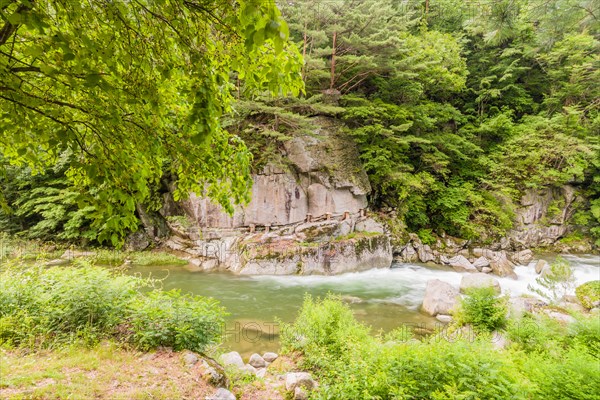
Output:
[[129, 254, 599, 356]]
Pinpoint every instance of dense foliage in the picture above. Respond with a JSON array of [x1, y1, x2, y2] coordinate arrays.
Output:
[[0, 0, 302, 245], [276, 0, 600, 242], [0, 263, 225, 352], [281, 295, 600, 399], [576, 280, 600, 309], [1, 0, 599, 246]]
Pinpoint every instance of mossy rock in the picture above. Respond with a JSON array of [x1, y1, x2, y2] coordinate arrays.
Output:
[[575, 280, 600, 309]]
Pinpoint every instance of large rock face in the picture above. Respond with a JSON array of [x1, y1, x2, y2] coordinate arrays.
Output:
[[181, 117, 370, 228], [509, 186, 577, 248]]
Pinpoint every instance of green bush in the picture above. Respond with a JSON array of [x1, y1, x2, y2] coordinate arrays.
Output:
[[454, 287, 508, 333], [281, 295, 530, 399], [0, 264, 224, 351], [523, 345, 600, 400], [127, 289, 225, 352], [575, 280, 600, 309]]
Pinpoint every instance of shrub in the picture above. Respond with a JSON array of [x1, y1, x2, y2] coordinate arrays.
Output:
[[127, 289, 225, 352], [0, 264, 224, 352], [523, 345, 600, 400], [575, 280, 600, 309], [454, 287, 508, 333], [281, 295, 530, 399]]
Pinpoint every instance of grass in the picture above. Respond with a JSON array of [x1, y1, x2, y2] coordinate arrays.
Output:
[[87, 250, 188, 267], [0, 342, 213, 399], [333, 231, 382, 242]]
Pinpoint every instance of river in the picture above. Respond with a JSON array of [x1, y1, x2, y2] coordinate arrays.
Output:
[[129, 254, 599, 356]]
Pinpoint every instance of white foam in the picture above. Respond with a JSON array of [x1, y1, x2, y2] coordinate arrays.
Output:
[[250, 255, 599, 308]]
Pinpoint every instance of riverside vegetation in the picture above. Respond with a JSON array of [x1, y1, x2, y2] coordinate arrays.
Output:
[[1, 0, 599, 399]]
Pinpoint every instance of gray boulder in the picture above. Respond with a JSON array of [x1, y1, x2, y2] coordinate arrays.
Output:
[[449, 255, 477, 273], [535, 259, 549, 274], [263, 352, 278, 363], [219, 351, 244, 369], [285, 372, 317, 392], [209, 388, 236, 400], [460, 273, 501, 294], [421, 279, 460, 316], [472, 256, 490, 270], [248, 353, 266, 368]]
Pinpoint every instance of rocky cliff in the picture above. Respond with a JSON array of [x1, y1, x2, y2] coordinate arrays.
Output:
[[163, 117, 392, 275]]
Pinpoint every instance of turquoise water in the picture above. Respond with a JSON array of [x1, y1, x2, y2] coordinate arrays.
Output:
[[129, 254, 599, 355]]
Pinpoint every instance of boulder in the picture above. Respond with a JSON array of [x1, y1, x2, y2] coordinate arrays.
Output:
[[294, 387, 309, 400], [436, 314, 453, 324], [416, 244, 436, 263], [492, 331, 509, 350], [460, 273, 501, 295], [472, 256, 490, 270], [182, 351, 199, 367], [399, 245, 419, 263], [255, 367, 267, 379], [248, 353, 266, 368], [481, 267, 493, 274], [421, 279, 460, 316], [196, 359, 226, 387], [263, 352, 278, 363], [354, 218, 385, 234], [534, 259, 549, 274], [489, 251, 517, 279], [210, 388, 236, 400], [241, 364, 257, 376], [448, 255, 477, 273], [219, 351, 244, 369], [511, 249, 533, 265], [285, 372, 317, 392]]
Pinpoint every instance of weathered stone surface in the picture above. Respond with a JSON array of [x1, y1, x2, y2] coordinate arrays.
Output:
[[399, 244, 419, 263], [197, 359, 227, 387], [481, 267, 493, 274], [219, 351, 244, 369], [263, 352, 278, 363], [489, 251, 517, 279], [472, 256, 490, 270], [510, 249, 533, 265], [460, 273, 501, 294], [436, 314, 453, 323], [449, 255, 477, 273], [295, 220, 340, 242], [285, 372, 317, 392], [255, 367, 267, 379], [182, 351, 198, 367], [509, 186, 576, 248], [534, 259, 549, 274], [234, 234, 392, 275], [210, 388, 236, 400], [416, 244, 436, 263], [422, 280, 460, 316], [354, 218, 385, 234], [248, 353, 266, 368]]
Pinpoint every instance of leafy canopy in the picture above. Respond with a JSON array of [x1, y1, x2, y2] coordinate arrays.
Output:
[[0, 0, 303, 245]]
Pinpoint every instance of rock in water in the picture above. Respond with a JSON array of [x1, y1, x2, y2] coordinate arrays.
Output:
[[472, 256, 490, 270], [460, 273, 501, 294], [534, 259, 549, 274], [248, 353, 266, 368], [219, 351, 244, 369], [448, 255, 477, 272], [421, 279, 460, 316]]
